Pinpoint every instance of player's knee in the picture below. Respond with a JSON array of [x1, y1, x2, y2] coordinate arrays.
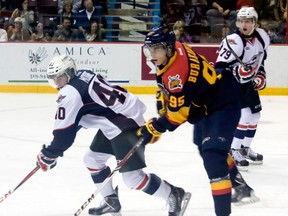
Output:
[[122, 169, 147, 189], [239, 107, 253, 123], [83, 149, 111, 169], [202, 149, 229, 179], [251, 112, 260, 124]]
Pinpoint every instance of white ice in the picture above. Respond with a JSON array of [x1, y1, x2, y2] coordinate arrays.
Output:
[[0, 94, 287, 216]]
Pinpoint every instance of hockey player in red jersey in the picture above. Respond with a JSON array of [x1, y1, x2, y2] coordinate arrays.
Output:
[[138, 25, 259, 216], [36, 55, 191, 216], [215, 7, 270, 171]]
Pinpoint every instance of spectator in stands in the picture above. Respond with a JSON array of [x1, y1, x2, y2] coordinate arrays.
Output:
[[0, 0, 15, 12], [184, 0, 208, 42], [6, 24, 13, 38], [269, 0, 287, 21], [253, 0, 267, 20], [255, 1, 278, 20], [75, 0, 106, 39], [9, 0, 35, 35], [52, 17, 80, 41], [55, 0, 77, 29], [206, 0, 237, 38], [83, 20, 101, 41], [9, 17, 30, 41], [92, 0, 108, 15], [173, 19, 191, 42], [30, 22, 51, 42], [162, 0, 185, 28], [0, 26, 8, 41], [279, 0, 287, 19], [58, 0, 82, 14], [236, 0, 254, 10], [80, 0, 108, 14]]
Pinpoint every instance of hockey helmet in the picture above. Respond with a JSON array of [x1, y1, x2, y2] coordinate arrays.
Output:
[[236, 7, 258, 31], [144, 25, 176, 52], [47, 55, 76, 88]]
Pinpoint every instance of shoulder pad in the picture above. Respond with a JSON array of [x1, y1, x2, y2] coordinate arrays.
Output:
[[255, 28, 270, 50], [225, 33, 244, 57]]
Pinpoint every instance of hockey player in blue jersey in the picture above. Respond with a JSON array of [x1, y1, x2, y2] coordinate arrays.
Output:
[[214, 7, 270, 171], [36, 55, 191, 216], [137, 24, 260, 216]]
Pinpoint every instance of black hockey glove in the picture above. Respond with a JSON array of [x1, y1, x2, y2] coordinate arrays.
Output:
[[137, 118, 166, 145], [156, 90, 167, 116], [37, 145, 58, 172]]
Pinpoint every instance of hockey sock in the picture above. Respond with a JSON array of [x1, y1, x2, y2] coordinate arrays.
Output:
[[88, 166, 114, 197]]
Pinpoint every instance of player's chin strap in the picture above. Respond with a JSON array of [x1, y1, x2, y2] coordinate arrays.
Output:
[[225, 37, 251, 71]]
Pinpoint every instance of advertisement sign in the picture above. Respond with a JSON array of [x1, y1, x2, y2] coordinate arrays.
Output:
[[0, 43, 142, 84]]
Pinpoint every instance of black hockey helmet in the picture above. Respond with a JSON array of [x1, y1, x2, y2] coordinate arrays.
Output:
[[144, 25, 176, 52]]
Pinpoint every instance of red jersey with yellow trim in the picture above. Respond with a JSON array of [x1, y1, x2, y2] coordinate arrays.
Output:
[[156, 41, 241, 130]]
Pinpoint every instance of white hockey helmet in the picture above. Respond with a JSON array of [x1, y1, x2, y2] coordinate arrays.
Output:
[[236, 7, 258, 32], [47, 55, 76, 88]]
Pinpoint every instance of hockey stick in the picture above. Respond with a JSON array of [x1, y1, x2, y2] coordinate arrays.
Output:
[[74, 137, 144, 216], [0, 165, 40, 203], [225, 37, 251, 71]]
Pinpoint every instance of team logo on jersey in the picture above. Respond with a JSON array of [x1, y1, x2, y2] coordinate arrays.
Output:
[[56, 95, 66, 103], [168, 74, 183, 90], [227, 39, 237, 45], [245, 52, 263, 67]]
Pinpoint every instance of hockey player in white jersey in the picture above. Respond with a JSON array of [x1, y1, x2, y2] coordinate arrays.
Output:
[[215, 6, 270, 171], [36, 55, 191, 216]]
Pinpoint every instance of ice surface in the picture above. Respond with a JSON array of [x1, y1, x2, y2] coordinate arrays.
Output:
[[0, 94, 287, 216]]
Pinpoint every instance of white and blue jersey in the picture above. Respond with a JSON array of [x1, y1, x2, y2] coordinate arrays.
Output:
[[49, 70, 146, 157], [215, 28, 270, 112], [215, 28, 270, 74]]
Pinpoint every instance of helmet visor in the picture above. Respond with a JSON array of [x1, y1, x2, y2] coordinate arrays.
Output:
[[143, 45, 166, 61], [47, 74, 68, 89]]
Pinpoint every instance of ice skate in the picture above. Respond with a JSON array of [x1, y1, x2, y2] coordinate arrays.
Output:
[[231, 149, 249, 171], [232, 184, 260, 206], [166, 182, 191, 216], [88, 193, 122, 216], [242, 147, 263, 165]]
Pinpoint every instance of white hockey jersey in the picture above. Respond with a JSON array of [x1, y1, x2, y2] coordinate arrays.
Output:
[[215, 28, 270, 75], [49, 70, 146, 156]]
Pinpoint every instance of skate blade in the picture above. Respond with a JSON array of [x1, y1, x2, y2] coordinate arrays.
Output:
[[236, 166, 248, 172], [178, 192, 192, 216], [248, 160, 263, 165], [110, 212, 122, 216], [233, 192, 260, 206]]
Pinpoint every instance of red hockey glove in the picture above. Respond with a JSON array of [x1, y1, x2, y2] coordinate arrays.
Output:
[[232, 64, 256, 83], [37, 145, 58, 172], [156, 90, 167, 116], [137, 118, 166, 145], [253, 71, 266, 90]]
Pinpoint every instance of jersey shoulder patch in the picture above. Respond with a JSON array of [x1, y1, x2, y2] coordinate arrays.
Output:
[[226, 33, 244, 56]]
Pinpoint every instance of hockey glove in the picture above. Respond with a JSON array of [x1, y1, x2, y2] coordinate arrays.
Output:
[[253, 70, 266, 90], [37, 145, 58, 172], [232, 64, 256, 83], [156, 90, 167, 116], [137, 118, 166, 145]]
